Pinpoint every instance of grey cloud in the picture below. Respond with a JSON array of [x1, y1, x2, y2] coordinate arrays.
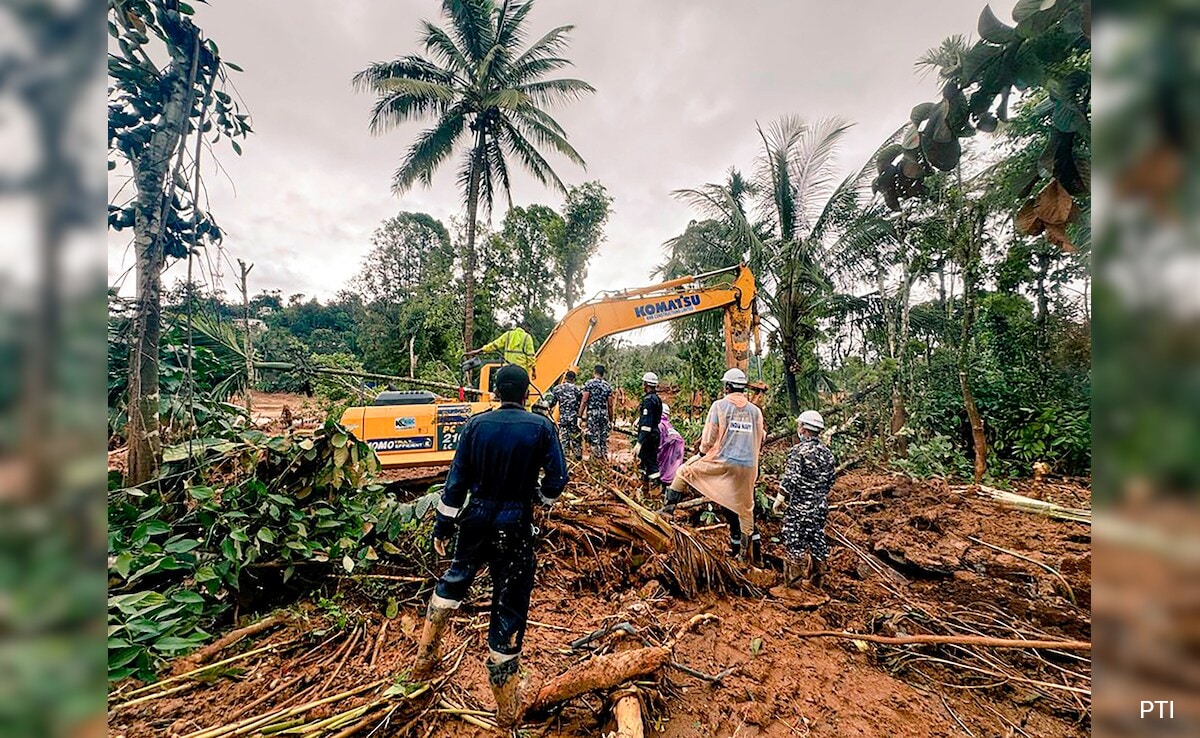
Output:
[[110, 0, 984, 310]]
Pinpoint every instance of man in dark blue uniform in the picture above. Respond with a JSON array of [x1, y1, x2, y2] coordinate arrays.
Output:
[[634, 372, 663, 494], [411, 365, 568, 727]]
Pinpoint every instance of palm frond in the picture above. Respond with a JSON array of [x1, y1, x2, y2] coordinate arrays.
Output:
[[505, 55, 574, 86], [787, 117, 853, 231], [507, 23, 575, 72], [495, 0, 534, 56], [517, 77, 595, 106], [510, 108, 586, 167], [393, 109, 466, 193], [915, 33, 969, 80], [442, 0, 496, 64], [420, 20, 471, 76], [351, 56, 454, 93], [499, 120, 567, 193]]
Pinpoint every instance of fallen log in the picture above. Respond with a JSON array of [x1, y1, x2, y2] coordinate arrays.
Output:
[[170, 613, 289, 674], [791, 630, 1091, 651], [613, 691, 644, 738], [527, 647, 671, 713]]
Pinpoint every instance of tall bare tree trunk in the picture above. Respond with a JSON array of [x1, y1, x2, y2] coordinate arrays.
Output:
[[126, 31, 199, 485], [461, 126, 486, 356], [959, 207, 987, 484], [1035, 245, 1050, 355]]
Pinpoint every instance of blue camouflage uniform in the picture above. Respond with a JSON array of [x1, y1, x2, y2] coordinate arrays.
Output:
[[581, 377, 613, 459], [430, 404, 568, 659], [779, 436, 836, 562], [550, 381, 584, 460]]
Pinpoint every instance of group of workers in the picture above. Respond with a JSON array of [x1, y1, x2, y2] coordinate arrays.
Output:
[[411, 353, 837, 727]]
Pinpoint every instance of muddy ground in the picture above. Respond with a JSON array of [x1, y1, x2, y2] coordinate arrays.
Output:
[[109, 427, 1091, 738]]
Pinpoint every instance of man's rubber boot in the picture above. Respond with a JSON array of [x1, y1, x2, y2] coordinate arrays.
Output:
[[488, 656, 523, 729], [410, 603, 453, 680], [658, 484, 684, 514], [783, 559, 804, 588], [809, 558, 825, 589], [749, 532, 762, 566]]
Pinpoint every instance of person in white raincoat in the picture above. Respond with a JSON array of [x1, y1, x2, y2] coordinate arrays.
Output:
[[665, 368, 765, 558]]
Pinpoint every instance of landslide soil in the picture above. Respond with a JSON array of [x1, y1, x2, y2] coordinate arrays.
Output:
[[110, 455, 1091, 738]]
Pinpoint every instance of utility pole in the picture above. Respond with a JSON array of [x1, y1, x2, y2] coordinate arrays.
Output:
[[237, 259, 254, 416]]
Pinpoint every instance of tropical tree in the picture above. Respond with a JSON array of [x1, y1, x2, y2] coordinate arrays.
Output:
[[108, 0, 252, 484], [553, 180, 613, 308], [492, 204, 562, 329], [674, 118, 895, 413], [352, 0, 594, 353]]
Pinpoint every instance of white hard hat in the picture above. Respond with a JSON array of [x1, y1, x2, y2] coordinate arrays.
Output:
[[661, 403, 670, 415], [721, 367, 748, 387], [642, 372, 659, 386], [798, 410, 825, 431]]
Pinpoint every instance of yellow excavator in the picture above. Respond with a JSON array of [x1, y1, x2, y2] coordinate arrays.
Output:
[[340, 264, 760, 468]]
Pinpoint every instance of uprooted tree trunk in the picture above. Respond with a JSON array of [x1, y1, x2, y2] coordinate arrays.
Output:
[[526, 647, 671, 714]]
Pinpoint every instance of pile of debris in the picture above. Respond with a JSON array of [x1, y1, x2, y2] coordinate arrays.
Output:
[[108, 465, 1091, 738]]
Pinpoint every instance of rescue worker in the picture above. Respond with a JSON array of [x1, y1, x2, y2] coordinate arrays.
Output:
[[411, 364, 567, 728], [550, 370, 584, 460], [578, 364, 614, 462], [772, 410, 836, 589], [633, 372, 663, 493], [467, 322, 537, 374], [665, 368, 765, 559], [656, 403, 686, 496]]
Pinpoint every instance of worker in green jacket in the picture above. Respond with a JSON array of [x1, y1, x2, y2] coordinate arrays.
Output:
[[467, 323, 537, 375]]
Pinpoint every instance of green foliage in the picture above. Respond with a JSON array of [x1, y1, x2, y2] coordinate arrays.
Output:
[[107, 0, 252, 258], [108, 299, 249, 441], [892, 434, 972, 479], [554, 181, 614, 307], [107, 421, 408, 682], [491, 204, 564, 327]]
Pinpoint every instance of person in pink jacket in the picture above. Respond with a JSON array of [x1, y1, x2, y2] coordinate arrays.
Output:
[[656, 403, 686, 494]]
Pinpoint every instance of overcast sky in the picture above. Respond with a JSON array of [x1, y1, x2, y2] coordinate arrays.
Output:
[[108, 0, 984, 310]]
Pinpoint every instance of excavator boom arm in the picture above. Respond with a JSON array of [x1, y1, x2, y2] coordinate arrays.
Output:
[[529, 264, 758, 393]]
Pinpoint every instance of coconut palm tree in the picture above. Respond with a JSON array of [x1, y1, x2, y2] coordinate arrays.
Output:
[[353, 0, 593, 352], [672, 118, 901, 412]]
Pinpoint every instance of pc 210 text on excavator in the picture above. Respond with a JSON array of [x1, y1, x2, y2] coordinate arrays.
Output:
[[339, 264, 762, 468]]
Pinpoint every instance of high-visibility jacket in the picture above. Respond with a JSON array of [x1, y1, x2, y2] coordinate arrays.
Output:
[[480, 328, 537, 373]]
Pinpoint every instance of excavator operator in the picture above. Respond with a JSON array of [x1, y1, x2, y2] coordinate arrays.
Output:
[[466, 321, 536, 374]]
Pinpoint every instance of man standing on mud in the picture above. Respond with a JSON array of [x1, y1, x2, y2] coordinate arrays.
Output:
[[411, 365, 568, 728], [578, 364, 614, 462], [665, 368, 764, 559], [772, 410, 836, 588], [634, 372, 663, 493], [550, 369, 584, 460]]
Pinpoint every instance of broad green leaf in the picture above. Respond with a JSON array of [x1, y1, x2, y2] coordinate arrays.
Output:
[[171, 590, 206, 605], [257, 527, 276, 544], [331, 432, 348, 448], [342, 555, 355, 573], [113, 551, 134, 579]]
